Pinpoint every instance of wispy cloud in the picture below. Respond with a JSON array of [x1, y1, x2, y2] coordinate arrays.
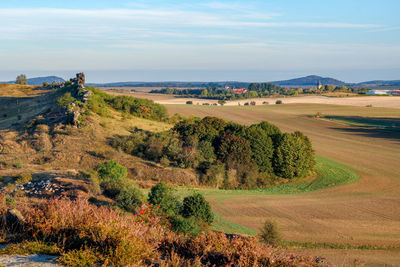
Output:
[[0, 8, 383, 29]]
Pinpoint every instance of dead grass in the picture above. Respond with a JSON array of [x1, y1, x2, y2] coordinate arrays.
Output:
[[0, 197, 318, 266]]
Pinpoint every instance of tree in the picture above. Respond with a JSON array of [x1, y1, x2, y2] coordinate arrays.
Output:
[[181, 193, 214, 224], [16, 74, 27, 85], [273, 133, 314, 178], [245, 126, 274, 173], [217, 134, 252, 170], [148, 182, 180, 216]]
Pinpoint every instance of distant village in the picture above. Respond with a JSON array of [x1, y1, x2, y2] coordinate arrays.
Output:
[[366, 89, 400, 96]]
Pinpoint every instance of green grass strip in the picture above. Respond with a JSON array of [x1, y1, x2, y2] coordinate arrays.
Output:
[[211, 212, 257, 235], [255, 155, 360, 194], [281, 240, 400, 251]]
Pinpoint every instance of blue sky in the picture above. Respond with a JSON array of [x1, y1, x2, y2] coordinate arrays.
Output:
[[1, 0, 399, 82]]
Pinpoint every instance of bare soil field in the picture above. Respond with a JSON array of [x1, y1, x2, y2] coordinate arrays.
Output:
[[165, 104, 400, 265], [105, 89, 400, 109]]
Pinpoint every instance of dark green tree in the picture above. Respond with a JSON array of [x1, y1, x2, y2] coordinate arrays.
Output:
[[181, 193, 214, 224], [148, 182, 180, 216], [273, 133, 315, 178]]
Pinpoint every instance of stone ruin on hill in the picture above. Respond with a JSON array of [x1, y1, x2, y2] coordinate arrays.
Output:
[[69, 72, 85, 88]]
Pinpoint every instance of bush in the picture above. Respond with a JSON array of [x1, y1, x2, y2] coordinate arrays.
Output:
[[97, 160, 127, 198], [170, 215, 201, 236], [13, 160, 23, 169], [15, 173, 32, 184], [57, 93, 76, 108], [275, 100, 283, 104], [85, 170, 101, 195], [116, 181, 145, 212], [181, 193, 213, 224], [260, 220, 280, 245], [148, 182, 180, 216], [59, 248, 100, 267]]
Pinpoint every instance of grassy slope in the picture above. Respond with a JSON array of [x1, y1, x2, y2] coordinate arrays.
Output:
[[259, 155, 359, 194]]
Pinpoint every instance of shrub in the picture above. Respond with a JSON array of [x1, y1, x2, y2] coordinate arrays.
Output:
[[170, 215, 201, 236], [15, 173, 32, 184], [116, 181, 145, 212], [160, 156, 170, 167], [5, 197, 16, 207], [275, 100, 283, 104], [260, 220, 281, 245], [13, 160, 23, 169], [181, 193, 213, 224], [97, 160, 127, 198], [148, 182, 180, 216], [57, 93, 76, 108], [59, 248, 101, 267], [85, 170, 101, 195], [199, 163, 225, 187]]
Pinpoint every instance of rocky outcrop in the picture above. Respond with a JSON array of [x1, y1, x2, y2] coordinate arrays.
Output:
[[69, 72, 85, 88]]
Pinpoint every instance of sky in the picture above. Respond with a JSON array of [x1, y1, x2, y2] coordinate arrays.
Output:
[[0, 0, 399, 83]]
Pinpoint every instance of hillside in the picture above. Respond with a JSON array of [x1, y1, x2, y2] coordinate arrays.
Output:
[[0, 78, 320, 266]]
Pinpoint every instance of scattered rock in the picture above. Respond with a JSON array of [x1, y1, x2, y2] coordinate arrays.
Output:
[[0, 254, 62, 267]]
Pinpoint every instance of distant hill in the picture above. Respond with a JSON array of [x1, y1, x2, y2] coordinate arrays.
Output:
[[5, 76, 65, 85], [26, 76, 65, 85], [271, 75, 346, 87], [355, 80, 400, 87]]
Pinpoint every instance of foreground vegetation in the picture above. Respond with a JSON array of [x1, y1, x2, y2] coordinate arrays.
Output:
[[0, 196, 317, 266]]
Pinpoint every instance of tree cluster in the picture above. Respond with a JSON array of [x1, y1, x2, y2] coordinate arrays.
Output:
[[113, 117, 315, 189], [148, 182, 214, 236]]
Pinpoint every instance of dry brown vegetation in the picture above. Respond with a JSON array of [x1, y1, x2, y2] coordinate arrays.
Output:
[[0, 196, 318, 266]]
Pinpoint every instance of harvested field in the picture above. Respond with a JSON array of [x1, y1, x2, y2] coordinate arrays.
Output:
[[164, 103, 400, 265], [106, 89, 400, 109]]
